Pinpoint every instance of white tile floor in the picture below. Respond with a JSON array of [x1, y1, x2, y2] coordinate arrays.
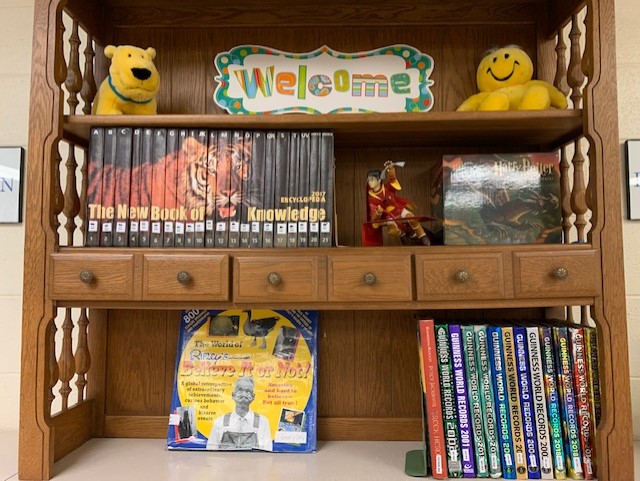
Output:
[[0, 432, 638, 480]]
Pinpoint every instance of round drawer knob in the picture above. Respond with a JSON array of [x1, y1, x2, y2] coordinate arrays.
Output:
[[177, 271, 191, 285], [363, 272, 377, 285], [455, 269, 470, 283], [553, 267, 569, 280], [79, 270, 94, 284], [268, 272, 281, 286]]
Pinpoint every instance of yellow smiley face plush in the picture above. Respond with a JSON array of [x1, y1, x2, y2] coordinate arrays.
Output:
[[457, 45, 568, 111]]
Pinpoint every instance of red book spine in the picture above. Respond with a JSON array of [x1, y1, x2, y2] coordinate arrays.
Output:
[[570, 328, 595, 479], [418, 318, 447, 478]]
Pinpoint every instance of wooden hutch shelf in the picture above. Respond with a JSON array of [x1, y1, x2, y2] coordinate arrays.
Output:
[[63, 110, 584, 149], [20, 0, 634, 480]]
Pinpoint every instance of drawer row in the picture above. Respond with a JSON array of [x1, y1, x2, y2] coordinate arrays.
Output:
[[49, 249, 600, 303]]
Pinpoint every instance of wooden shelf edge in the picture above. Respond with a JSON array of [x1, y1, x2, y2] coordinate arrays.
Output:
[[64, 110, 584, 149], [103, 415, 422, 441]]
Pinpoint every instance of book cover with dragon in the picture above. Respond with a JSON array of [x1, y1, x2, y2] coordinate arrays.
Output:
[[167, 309, 318, 453], [437, 152, 562, 245]]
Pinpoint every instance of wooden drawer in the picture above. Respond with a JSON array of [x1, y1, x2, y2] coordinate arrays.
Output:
[[143, 254, 229, 301], [234, 256, 323, 302], [328, 254, 412, 302], [415, 253, 505, 301], [513, 250, 600, 298], [50, 253, 137, 301]]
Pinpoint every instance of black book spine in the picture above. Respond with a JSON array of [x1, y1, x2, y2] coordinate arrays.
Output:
[[163, 128, 178, 247], [262, 131, 276, 248], [128, 128, 142, 247], [274, 131, 290, 248], [307, 131, 321, 247], [287, 131, 299, 247], [239, 130, 253, 248], [297, 131, 311, 247], [86, 127, 104, 247], [138, 128, 154, 247], [319, 131, 335, 247], [174, 129, 188, 248], [228, 130, 243, 248], [215, 130, 231, 248], [248, 130, 266, 248], [150, 128, 166, 248], [100, 127, 117, 247], [114, 127, 132, 247], [194, 129, 208, 248], [183, 129, 198, 248], [204, 129, 217, 248]]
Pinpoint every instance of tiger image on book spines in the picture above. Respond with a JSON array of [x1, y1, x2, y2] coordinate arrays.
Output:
[[86, 132, 254, 247]]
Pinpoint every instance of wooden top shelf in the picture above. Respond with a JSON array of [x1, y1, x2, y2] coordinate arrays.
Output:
[[63, 110, 583, 149]]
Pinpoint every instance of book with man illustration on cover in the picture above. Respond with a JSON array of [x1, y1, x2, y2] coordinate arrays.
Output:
[[167, 309, 318, 453]]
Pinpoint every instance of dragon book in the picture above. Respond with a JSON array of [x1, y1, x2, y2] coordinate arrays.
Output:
[[432, 152, 562, 245], [167, 309, 318, 453]]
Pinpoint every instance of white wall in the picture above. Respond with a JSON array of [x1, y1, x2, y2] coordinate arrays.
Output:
[[617, 0, 640, 441], [0, 0, 637, 438], [0, 0, 33, 431]]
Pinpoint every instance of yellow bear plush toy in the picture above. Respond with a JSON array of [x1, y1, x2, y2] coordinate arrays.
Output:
[[92, 44, 160, 115], [457, 45, 567, 112]]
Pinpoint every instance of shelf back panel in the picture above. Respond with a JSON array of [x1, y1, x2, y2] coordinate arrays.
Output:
[[108, 24, 537, 115]]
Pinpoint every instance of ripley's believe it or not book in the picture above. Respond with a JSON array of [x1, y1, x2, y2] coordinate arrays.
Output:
[[167, 309, 318, 453]]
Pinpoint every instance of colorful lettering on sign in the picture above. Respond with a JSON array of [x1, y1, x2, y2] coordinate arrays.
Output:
[[214, 45, 434, 114]]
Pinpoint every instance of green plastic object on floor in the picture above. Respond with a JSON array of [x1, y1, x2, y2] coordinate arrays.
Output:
[[405, 449, 427, 477]]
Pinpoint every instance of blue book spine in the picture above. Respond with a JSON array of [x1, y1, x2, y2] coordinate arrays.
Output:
[[514, 327, 541, 479], [488, 326, 516, 480], [540, 327, 567, 479], [450, 325, 476, 477]]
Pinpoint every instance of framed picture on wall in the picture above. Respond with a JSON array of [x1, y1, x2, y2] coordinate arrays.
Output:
[[0, 147, 24, 223]]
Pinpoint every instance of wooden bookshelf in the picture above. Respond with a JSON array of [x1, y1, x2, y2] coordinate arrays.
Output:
[[20, 0, 634, 480]]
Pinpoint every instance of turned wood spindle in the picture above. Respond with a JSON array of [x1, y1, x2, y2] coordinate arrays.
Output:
[[65, 19, 82, 115], [555, 30, 574, 243], [58, 309, 76, 411], [74, 309, 91, 402], [52, 146, 64, 245], [568, 14, 585, 109], [80, 33, 97, 115], [54, 9, 67, 88], [554, 28, 570, 99], [571, 139, 589, 243], [79, 147, 88, 240], [47, 320, 59, 409], [63, 144, 80, 245]]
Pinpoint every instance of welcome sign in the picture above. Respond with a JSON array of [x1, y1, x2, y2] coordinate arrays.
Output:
[[213, 45, 434, 115]]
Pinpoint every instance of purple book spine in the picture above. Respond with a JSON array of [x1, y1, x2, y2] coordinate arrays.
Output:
[[450, 325, 476, 477]]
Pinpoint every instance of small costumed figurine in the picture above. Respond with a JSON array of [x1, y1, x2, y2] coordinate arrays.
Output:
[[363, 160, 432, 246]]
